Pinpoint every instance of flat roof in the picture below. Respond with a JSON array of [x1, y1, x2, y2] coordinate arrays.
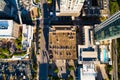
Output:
[[0, 20, 13, 38], [80, 63, 96, 80], [82, 52, 97, 58], [22, 24, 33, 50], [56, 0, 85, 16], [49, 25, 77, 59]]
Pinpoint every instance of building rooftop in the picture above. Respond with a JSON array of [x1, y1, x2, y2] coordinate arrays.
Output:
[[30, 7, 39, 19], [49, 25, 77, 60], [55, 60, 66, 76], [82, 52, 97, 58], [0, 20, 14, 38], [13, 23, 21, 38], [80, 62, 97, 80], [56, 0, 85, 16], [78, 26, 98, 64], [22, 24, 33, 50], [78, 45, 98, 64]]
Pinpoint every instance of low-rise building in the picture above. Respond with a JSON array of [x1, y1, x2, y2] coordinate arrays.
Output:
[[49, 25, 77, 60], [0, 20, 20, 39]]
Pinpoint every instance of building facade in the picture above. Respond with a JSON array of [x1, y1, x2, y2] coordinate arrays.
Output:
[[95, 11, 120, 41]]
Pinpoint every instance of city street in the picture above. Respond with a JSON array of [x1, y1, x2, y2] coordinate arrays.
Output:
[[36, 0, 50, 80]]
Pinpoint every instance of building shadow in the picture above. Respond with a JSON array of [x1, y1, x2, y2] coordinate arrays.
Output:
[[39, 62, 48, 80], [1, 0, 34, 25], [81, 0, 101, 25], [0, 0, 16, 19], [21, 11, 34, 25], [51, 16, 73, 25], [42, 3, 50, 50]]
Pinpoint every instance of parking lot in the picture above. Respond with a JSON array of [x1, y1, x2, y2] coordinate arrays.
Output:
[[0, 60, 34, 80]]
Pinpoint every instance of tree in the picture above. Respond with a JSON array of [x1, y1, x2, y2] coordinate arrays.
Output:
[[67, 75, 73, 80], [48, 75, 53, 80], [76, 28, 79, 33], [35, 0, 39, 3], [110, 0, 119, 15], [37, 53, 40, 55], [54, 67, 59, 73], [47, 0, 52, 4], [68, 65, 74, 71], [38, 47, 41, 49], [106, 65, 112, 73]]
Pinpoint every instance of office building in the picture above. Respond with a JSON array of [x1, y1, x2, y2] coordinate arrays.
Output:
[[56, 0, 85, 16], [49, 25, 77, 60], [78, 26, 98, 64], [77, 26, 98, 80], [95, 11, 120, 41], [0, 20, 19, 38], [80, 62, 97, 80]]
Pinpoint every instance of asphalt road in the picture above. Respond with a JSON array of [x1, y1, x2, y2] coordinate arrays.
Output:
[[36, 0, 50, 80]]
